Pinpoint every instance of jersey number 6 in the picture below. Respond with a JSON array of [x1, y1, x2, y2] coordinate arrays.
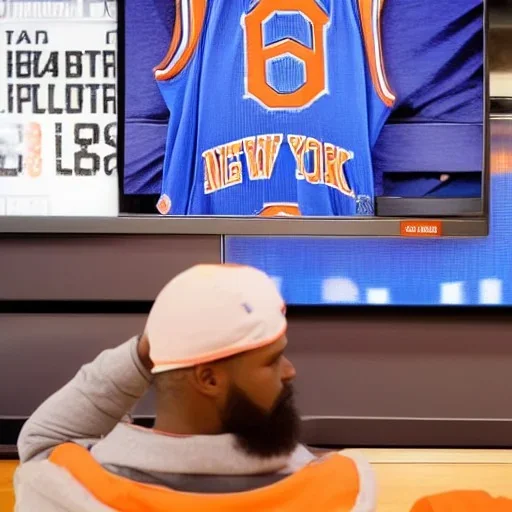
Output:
[[242, 0, 329, 111]]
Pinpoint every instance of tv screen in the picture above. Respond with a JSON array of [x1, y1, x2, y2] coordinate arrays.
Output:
[[121, 0, 488, 237], [224, 7, 510, 306], [225, 118, 511, 305]]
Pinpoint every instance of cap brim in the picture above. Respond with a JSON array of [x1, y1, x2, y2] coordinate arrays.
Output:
[[150, 324, 286, 374]]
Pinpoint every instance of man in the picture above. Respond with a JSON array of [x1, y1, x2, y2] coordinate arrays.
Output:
[[15, 264, 376, 511]]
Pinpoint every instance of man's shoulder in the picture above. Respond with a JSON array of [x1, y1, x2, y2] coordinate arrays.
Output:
[[14, 459, 115, 512]]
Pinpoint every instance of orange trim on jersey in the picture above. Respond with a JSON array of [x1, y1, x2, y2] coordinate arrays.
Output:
[[358, 0, 395, 107], [49, 443, 362, 512], [259, 204, 302, 217], [153, 0, 183, 77], [154, 0, 207, 81]]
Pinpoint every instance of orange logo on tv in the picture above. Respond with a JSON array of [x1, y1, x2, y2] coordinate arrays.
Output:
[[400, 221, 443, 237]]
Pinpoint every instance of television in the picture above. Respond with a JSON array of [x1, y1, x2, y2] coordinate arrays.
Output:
[[223, 2, 511, 306], [0, 0, 490, 238], [120, 0, 488, 237], [225, 116, 511, 305]]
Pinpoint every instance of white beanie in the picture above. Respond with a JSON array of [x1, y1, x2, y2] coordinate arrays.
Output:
[[146, 264, 287, 374]]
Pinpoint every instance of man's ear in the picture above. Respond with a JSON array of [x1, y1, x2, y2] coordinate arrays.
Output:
[[191, 363, 229, 397]]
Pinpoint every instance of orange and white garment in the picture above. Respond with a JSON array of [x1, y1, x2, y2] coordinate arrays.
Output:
[[14, 442, 377, 512], [411, 490, 512, 512]]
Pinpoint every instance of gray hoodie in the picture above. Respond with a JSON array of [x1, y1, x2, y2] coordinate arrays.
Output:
[[14, 336, 376, 511]]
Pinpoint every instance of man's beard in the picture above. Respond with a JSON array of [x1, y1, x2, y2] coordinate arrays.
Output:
[[221, 383, 301, 458]]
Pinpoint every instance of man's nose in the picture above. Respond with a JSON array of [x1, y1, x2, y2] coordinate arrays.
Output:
[[281, 356, 296, 382]]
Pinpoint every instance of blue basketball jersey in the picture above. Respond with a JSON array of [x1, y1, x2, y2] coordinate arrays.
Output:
[[154, 0, 395, 216]]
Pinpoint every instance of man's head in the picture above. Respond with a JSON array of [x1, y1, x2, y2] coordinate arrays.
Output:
[[146, 264, 300, 458]]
